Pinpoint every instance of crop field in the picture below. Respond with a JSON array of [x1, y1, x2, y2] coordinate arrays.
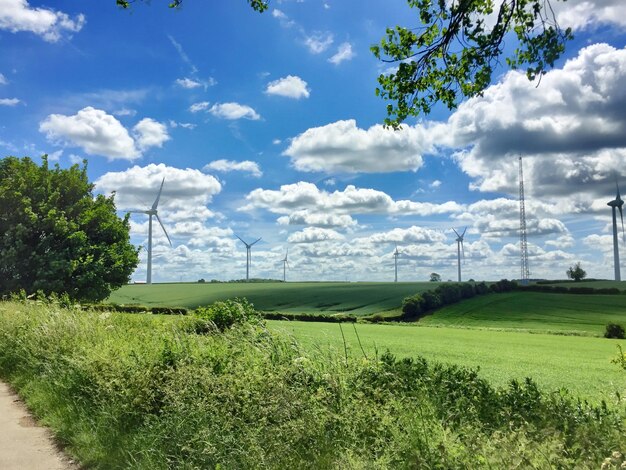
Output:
[[108, 281, 434, 315], [418, 291, 626, 335], [269, 320, 626, 402]]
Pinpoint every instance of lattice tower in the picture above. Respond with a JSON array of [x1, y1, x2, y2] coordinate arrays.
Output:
[[519, 156, 530, 284]]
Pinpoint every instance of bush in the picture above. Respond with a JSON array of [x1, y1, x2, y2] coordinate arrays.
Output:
[[420, 290, 442, 310], [401, 294, 425, 318], [193, 298, 261, 331], [605, 323, 626, 339]]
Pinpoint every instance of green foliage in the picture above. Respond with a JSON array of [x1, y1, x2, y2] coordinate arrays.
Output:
[[372, 0, 573, 127], [0, 156, 139, 302], [401, 294, 424, 318], [193, 297, 261, 331], [613, 345, 626, 371], [567, 261, 588, 282], [116, 0, 269, 12], [0, 301, 624, 468], [429, 272, 441, 282], [605, 323, 626, 339]]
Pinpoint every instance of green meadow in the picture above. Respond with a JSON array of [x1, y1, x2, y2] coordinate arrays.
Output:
[[108, 281, 434, 315], [269, 320, 626, 402]]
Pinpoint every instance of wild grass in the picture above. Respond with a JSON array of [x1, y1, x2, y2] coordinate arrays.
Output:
[[107, 281, 433, 315], [0, 300, 625, 469]]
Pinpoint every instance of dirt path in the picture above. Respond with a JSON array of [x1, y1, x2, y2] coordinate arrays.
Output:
[[0, 381, 77, 470]]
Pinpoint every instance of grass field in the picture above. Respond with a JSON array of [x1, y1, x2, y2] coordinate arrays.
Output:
[[418, 291, 626, 336], [541, 280, 626, 289], [108, 281, 434, 315], [270, 320, 626, 402]]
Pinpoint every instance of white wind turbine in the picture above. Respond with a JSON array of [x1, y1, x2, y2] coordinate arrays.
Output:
[[607, 181, 625, 281], [281, 248, 290, 282], [393, 244, 400, 283], [129, 178, 172, 284], [236, 235, 261, 281], [452, 227, 466, 282]]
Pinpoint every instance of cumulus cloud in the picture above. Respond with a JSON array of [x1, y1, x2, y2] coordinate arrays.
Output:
[[328, 42, 355, 65], [95, 163, 222, 222], [265, 75, 310, 99], [554, 0, 626, 30], [304, 31, 334, 53], [284, 119, 442, 173], [209, 102, 260, 120], [39, 107, 168, 160], [0, 73, 7, 85], [277, 210, 357, 228], [444, 44, 626, 200], [288, 227, 344, 244], [133, 118, 170, 151], [203, 159, 262, 177], [0, 97, 20, 106], [0, 0, 85, 42], [363, 226, 447, 245]]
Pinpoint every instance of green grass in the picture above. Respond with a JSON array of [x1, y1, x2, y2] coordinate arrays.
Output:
[[108, 281, 434, 315], [539, 280, 626, 289], [270, 320, 626, 402], [418, 291, 626, 336]]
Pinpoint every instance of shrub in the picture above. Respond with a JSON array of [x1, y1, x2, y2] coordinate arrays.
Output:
[[605, 323, 626, 339], [193, 297, 261, 331], [401, 294, 425, 318], [475, 281, 490, 295], [420, 290, 442, 310]]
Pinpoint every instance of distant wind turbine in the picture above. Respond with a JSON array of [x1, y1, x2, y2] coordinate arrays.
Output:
[[281, 248, 289, 282], [452, 227, 466, 282], [129, 178, 172, 284], [393, 244, 400, 283], [236, 235, 261, 281], [607, 180, 625, 281]]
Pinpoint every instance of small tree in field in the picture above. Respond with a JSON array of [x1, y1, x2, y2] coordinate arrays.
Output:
[[566, 262, 587, 282], [0, 156, 139, 302], [429, 272, 441, 282]]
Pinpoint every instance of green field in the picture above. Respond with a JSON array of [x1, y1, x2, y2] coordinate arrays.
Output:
[[270, 320, 626, 402], [108, 281, 434, 315], [419, 291, 626, 336]]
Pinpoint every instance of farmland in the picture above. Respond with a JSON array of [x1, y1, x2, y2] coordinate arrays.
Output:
[[108, 281, 434, 315]]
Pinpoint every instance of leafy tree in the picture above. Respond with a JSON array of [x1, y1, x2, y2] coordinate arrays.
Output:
[[371, 0, 572, 127], [0, 156, 139, 302], [429, 272, 441, 282], [116, 0, 269, 12], [566, 262, 587, 282]]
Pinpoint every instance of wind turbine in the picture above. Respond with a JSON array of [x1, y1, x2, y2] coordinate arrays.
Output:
[[281, 248, 289, 282], [452, 227, 466, 282], [129, 178, 172, 285], [236, 235, 261, 281], [607, 180, 625, 281], [393, 244, 400, 283]]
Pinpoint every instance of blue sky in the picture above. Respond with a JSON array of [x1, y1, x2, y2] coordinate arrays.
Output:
[[2, 0, 626, 283]]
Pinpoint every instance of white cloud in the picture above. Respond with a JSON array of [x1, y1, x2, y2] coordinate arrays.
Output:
[[209, 102, 260, 120], [0, 73, 7, 85], [288, 227, 344, 244], [0, 0, 85, 42], [175, 77, 202, 89], [555, 0, 626, 30], [189, 101, 210, 113], [284, 119, 441, 173], [169, 121, 196, 130], [430, 180, 442, 188], [277, 210, 357, 228], [363, 226, 447, 245], [203, 159, 262, 177], [272, 8, 295, 28], [113, 108, 137, 117], [39, 107, 168, 160], [265, 75, 310, 99], [304, 31, 333, 54], [328, 42, 355, 65], [133, 118, 170, 151], [0, 97, 20, 106]]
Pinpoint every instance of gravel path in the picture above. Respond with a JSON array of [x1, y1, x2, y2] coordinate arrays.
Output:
[[0, 381, 77, 470]]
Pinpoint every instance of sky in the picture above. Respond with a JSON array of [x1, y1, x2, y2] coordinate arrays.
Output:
[[2, 0, 626, 283]]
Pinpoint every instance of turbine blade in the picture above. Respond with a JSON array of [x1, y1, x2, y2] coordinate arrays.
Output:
[[251, 237, 262, 246], [461, 226, 467, 237], [462, 241, 465, 261], [452, 228, 460, 238], [152, 178, 165, 210], [235, 234, 246, 245], [155, 213, 172, 247], [620, 205, 625, 242]]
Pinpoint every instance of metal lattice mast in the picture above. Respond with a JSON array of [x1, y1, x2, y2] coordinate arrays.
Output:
[[519, 156, 530, 284]]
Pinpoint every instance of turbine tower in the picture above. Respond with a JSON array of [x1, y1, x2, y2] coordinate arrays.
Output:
[[452, 228, 466, 282], [129, 178, 172, 284], [607, 181, 625, 281], [393, 244, 400, 282], [519, 156, 530, 285], [236, 235, 261, 281], [281, 248, 289, 282]]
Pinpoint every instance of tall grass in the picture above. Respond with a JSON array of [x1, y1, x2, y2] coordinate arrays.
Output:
[[0, 300, 624, 469]]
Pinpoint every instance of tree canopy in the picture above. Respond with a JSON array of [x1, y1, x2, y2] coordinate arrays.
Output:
[[0, 156, 139, 302], [566, 262, 587, 282]]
